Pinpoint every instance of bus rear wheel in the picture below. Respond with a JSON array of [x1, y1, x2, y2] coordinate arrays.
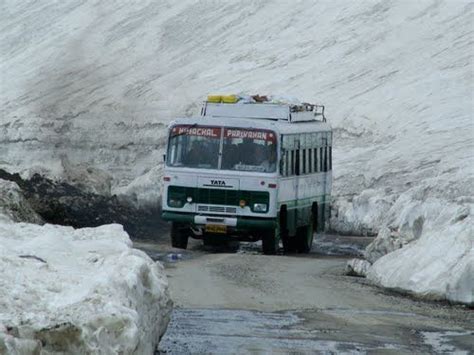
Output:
[[296, 219, 314, 254], [281, 234, 297, 253], [170, 222, 189, 249], [262, 229, 279, 255]]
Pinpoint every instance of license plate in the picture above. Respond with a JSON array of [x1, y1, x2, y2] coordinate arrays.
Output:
[[205, 224, 227, 234]]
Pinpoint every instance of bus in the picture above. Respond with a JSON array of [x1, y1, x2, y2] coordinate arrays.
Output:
[[161, 95, 332, 254]]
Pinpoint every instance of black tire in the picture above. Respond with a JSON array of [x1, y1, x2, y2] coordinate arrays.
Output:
[[279, 206, 296, 253], [296, 218, 314, 254], [262, 228, 279, 255], [282, 236, 297, 253], [170, 222, 189, 249]]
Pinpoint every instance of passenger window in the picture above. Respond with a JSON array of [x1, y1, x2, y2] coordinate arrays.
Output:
[[289, 150, 295, 175], [329, 146, 332, 171], [302, 149, 306, 174], [295, 149, 300, 175], [308, 148, 312, 173], [314, 148, 318, 172], [320, 147, 323, 172], [324, 146, 328, 172]]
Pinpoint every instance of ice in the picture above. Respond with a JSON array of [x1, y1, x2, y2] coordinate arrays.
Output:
[[0, 223, 172, 354]]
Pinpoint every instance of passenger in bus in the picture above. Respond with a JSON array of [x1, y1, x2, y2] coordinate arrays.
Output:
[[222, 142, 239, 169], [266, 146, 277, 171], [239, 138, 259, 165], [185, 140, 207, 166]]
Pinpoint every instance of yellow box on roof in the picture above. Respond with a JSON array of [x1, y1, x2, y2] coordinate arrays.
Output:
[[221, 95, 239, 103], [207, 95, 222, 103]]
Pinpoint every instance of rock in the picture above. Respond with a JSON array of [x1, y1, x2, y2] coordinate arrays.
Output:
[[0, 179, 42, 224], [0, 169, 167, 239]]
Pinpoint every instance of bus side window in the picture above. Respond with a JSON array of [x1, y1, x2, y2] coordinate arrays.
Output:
[[301, 149, 307, 174], [320, 147, 323, 172], [324, 146, 328, 172], [288, 150, 295, 175], [329, 146, 332, 171], [283, 150, 290, 176], [315, 147, 319, 172], [308, 148, 312, 174], [295, 149, 300, 176]]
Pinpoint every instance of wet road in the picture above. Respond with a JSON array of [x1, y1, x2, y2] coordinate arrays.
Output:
[[134, 236, 473, 354]]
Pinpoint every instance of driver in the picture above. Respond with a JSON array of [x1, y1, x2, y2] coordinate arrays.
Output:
[[254, 144, 276, 172]]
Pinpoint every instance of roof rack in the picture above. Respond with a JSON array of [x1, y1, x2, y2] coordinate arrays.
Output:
[[200, 95, 326, 123]]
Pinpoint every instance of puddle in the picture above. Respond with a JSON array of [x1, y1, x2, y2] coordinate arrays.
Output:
[[158, 308, 405, 354], [313, 234, 372, 257], [421, 330, 474, 354]]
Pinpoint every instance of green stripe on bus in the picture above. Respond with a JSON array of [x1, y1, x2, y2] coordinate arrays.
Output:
[[278, 195, 330, 209]]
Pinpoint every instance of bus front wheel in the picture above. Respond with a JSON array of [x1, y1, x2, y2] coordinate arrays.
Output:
[[170, 222, 189, 249]]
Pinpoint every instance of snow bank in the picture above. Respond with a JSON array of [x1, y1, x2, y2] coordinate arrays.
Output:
[[361, 186, 474, 304], [113, 165, 164, 209], [368, 211, 473, 305], [330, 189, 395, 236], [0, 223, 172, 354]]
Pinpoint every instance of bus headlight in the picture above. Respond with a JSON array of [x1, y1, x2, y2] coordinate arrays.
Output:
[[252, 203, 268, 213], [168, 198, 184, 208]]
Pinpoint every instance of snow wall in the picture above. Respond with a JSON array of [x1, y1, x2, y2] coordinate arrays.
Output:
[[0, 220, 173, 354], [1, 1, 472, 303], [0, 180, 173, 353]]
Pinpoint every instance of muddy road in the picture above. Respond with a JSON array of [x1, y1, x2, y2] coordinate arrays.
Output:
[[134, 236, 473, 354]]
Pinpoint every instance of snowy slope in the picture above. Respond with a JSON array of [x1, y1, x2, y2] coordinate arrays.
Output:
[[1, 1, 473, 302], [1, 1, 472, 194]]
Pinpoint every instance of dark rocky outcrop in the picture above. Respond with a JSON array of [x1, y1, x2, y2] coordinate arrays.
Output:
[[0, 169, 168, 239]]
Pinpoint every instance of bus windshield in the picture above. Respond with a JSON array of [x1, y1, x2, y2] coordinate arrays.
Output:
[[167, 125, 221, 169], [167, 125, 277, 173], [222, 127, 277, 172]]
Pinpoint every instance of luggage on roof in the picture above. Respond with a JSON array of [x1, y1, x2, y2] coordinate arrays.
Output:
[[207, 94, 240, 103], [202, 94, 326, 123]]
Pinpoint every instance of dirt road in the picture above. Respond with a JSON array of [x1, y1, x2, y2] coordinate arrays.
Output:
[[134, 237, 473, 354]]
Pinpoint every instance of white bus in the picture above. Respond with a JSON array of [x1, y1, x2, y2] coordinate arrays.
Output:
[[162, 95, 332, 254]]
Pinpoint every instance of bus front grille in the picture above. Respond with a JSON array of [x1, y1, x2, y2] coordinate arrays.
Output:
[[168, 186, 269, 207], [198, 205, 237, 214]]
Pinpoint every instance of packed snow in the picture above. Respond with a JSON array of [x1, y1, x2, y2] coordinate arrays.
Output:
[[0, 223, 172, 354], [0, 0, 472, 305]]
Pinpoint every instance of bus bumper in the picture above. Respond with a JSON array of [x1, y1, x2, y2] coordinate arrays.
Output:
[[161, 211, 277, 230]]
